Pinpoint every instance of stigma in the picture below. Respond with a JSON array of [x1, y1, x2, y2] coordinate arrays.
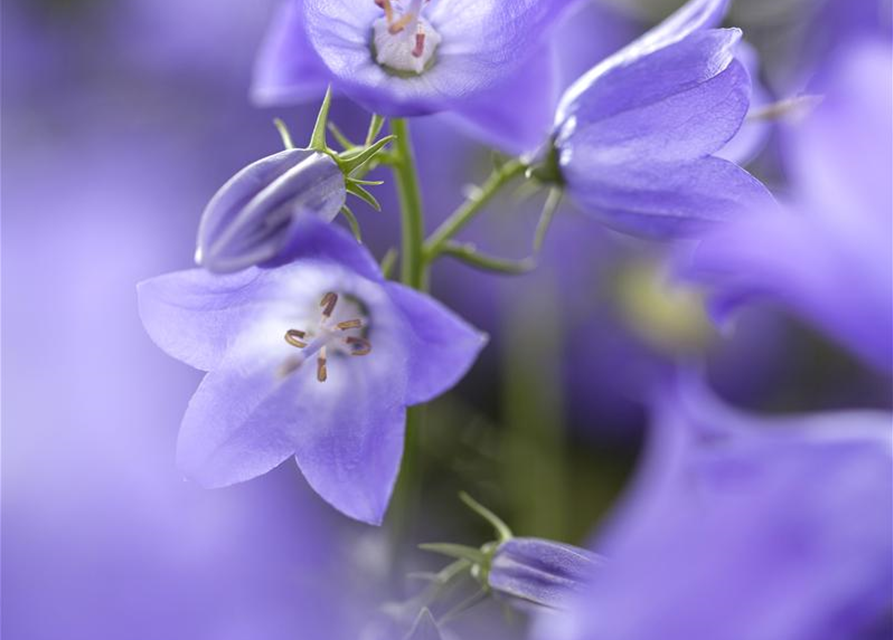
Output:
[[372, 0, 441, 75], [281, 291, 372, 382]]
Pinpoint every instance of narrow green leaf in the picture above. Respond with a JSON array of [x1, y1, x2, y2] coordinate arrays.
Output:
[[534, 188, 563, 253], [273, 119, 295, 150], [365, 113, 386, 146], [346, 182, 381, 211], [309, 86, 333, 152], [419, 543, 486, 565], [380, 247, 398, 279], [327, 122, 357, 150], [459, 492, 514, 542], [441, 242, 536, 276], [340, 134, 397, 175], [339, 205, 362, 242]]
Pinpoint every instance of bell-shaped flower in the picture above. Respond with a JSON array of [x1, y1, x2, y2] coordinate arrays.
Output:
[[488, 537, 603, 610], [138, 215, 487, 524], [547, 0, 774, 238], [195, 148, 346, 273], [535, 373, 893, 640], [681, 40, 892, 371], [252, 0, 579, 153]]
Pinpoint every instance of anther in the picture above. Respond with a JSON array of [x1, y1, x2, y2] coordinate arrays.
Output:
[[412, 30, 426, 58], [317, 346, 328, 382], [337, 319, 363, 331], [285, 329, 308, 349], [388, 12, 415, 34], [345, 336, 372, 356], [320, 292, 338, 318]]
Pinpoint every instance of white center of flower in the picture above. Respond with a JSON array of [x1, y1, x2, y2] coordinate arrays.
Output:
[[372, 0, 441, 75], [281, 292, 371, 382]]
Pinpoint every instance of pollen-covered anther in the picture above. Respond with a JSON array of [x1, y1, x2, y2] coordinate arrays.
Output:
[[345, 336, 372, 356], [317, 346, 328, 382], [284, 329, 308, 349], [320, 291, 338, 318], [337, 319, 363, 331]]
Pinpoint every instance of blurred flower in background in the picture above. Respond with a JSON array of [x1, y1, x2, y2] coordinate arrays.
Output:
[[2, 0, 891, 638]]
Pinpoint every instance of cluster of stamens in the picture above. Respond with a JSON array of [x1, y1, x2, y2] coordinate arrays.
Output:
[[282, 292, 372, 382], [372, 0, 440, 74]]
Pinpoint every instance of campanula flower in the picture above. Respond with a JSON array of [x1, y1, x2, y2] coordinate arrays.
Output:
[[252, 0, 579, 153], [488, 537, 603, 610], [196, 148, 346, 273], [138, 215, 486, 524], [546, 0, 774, 238], [535, 374, 893, 640], [682, 40, 893, 371]]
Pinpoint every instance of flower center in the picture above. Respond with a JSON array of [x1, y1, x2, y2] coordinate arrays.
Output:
[[281, 291, 372, 382], [372, 0, 441, 75]]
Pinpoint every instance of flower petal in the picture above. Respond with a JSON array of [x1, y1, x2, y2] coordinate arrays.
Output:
[[251, 0, 332, 105], [556, 0, 732, 123], [446, 42, 558, 154], [386, 282, 488, 406], [176, 335, 302, 488], [291, 327, 409, 525], [137, 268, 266, 371], [301, 0, 577, 115], [559, 56, 750, 166], [565, 155, 774, 238]]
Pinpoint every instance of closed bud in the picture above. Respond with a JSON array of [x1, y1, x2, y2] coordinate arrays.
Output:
[[196, 149, 345, 273], [488, 537, 603, 610]]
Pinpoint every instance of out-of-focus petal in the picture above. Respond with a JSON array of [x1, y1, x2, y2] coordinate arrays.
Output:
[[385, 282, 488, 406], [565, 155, 774, 238], [251, 0, 332, 105], [556, 0, 732, 123], [137, 268, 266, 371]]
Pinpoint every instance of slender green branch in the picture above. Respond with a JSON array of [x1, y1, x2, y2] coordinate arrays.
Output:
[[390, 118, 427, 290], [423, 158, 527, 261]]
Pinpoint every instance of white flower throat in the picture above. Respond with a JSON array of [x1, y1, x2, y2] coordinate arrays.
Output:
[[281, 292, 372, 382], [373, 0, 441, 75]]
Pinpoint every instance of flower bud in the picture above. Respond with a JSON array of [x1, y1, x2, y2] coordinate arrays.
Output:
[[196, 148, 346, 273], [488, 537, 603, 610]]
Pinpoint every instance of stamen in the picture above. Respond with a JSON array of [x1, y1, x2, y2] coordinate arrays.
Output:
[[285, 329, 307, 349], [388, 11, 415, 34], [337, 319, 363, 331], [317, 346, 328, 382], [375, 0, 394, 24], [320, 292, 338, 318], [412, 29, 426, 58], [345, 336, 372, 356]]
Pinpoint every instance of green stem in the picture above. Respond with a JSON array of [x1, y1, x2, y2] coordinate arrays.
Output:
[[390, 118, 427, 290], [423, 158, 527, 261]]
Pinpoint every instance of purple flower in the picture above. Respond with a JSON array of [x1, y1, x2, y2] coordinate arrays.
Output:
[[489, 538, 603, 610], [549, 0, 774, 238], [682, 40, 893, 371], [138, 215, 486, 524], [252, 0, 579, 153], [196, 148, 346, 273], [535, 374, 893, 640]]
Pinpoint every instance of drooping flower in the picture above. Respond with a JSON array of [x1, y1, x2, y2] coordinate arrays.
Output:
[[535, 373, 893, 640], [681, 40, 893, 372], [488, 537, 603, 611], [543, 0, 775, 238], [138, 215, 487, 524], [196, 148, 346, 273], [252, 0, 580, 153]]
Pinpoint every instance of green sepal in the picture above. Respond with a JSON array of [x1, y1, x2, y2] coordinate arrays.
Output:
[[419, 543, 487, 565], [309, 86, 333, 153], [338, 134, 397, 175], [338, 205, 362, 242], [459, 492, 514, 542], [527, 140, 563, 185], [380, 248, 398, 279], [346, 181, 382, 211], [365, 114, 386, 146], [273, 119, 295, 150], [534, 188, 563, 253], [327, 122, 357, 150]]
